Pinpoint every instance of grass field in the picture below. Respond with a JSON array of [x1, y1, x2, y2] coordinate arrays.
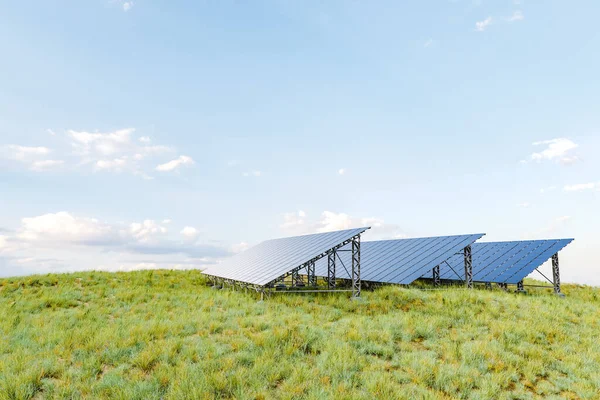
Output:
[[1, 270, 599, 399]]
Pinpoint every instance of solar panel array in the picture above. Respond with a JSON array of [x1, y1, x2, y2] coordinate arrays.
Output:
[[314, 233, 485, 285], [202, 227, 369, 286], [425, 239, 574, 284]]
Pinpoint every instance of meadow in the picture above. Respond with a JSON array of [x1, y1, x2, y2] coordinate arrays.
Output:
[[0, 270, 599, 399]]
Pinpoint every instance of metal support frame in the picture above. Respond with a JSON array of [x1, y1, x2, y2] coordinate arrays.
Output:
[[552, 253, 561, 295], [307, 261, 316, 287], [327, 250, 336, 289], [516, 280, 525, 293], [464, 245, 473, 289], [432, 265, 440, 286], [351, 235, 361, 298], [291, 269, 303, 287]]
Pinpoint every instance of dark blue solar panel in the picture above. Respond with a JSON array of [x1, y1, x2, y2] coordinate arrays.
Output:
[[429, 239, 573, 284], [202, 227, 369, 286], [314, 233, 484, 285]]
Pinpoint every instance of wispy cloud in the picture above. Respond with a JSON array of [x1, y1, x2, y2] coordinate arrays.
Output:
[[280, 210, 406, 241], [338, 168, 346, 175], [564, 182, 600, 192], [0, 128, 194, 178], [475, 17, 492, 32], [507, 10, 524, 22], [0, 145, 64, 171], [155, 155, 195, 172], [424, 39, 433, 48], [526, 138, 580, 165], [242, 170, 261, 177], [31, 160, 65, 171], [122, 1, 133, 12]]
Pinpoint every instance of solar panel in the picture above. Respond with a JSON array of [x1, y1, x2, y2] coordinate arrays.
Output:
[[430, 239, 573, 284], [202, 227, 369, 286], [314, 233, 484, 285]]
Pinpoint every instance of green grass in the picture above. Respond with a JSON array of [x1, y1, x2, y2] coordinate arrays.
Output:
[[1, 270, 599, 399]]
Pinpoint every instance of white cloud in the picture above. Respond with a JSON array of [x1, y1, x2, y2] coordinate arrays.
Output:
[[280, 210, 405, 240], [95, 157, 128, 171], [30, 159, 64, 171], [564, 182, 600, 192], [540, 186, 557, 194], [242, 170, 261, 177], [338, 168, 346, 175], [0, 235, 9, 253], [280, 210, 307, 230], [508, 10, 524, 22], [0, 145, 65, 171], [181, 226, 199, 238], [424, 39, 433, 48], [0, 212, 232, 278], [230, 242, 250, 253], [18, 212, 114, 244], [123, 1, 133, 11], [128, 220, 168, 243], [47, 129, 56, 136], [2, 145, 51, 161], [517, 202, 531, 208], [475, 17, 492, 31], [156, 155, 195, 172], [1, 128, 182, 177], [528, 138, 579, 165], [68, 128, 134, 157]]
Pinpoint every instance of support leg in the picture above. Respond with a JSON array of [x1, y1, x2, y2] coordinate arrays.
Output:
[[291, 270, 303, 287], [351, 236, 361, 298], [328, 250, 336, 289], [516, 280, 526, 293], [552, 253, 564, 296], [464, 245, 473, 289], [307, 261, 316, 287], [433, 265, 440, 286]]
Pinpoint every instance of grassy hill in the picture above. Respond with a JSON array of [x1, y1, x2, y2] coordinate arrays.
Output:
[[1, 270, 599, 400]]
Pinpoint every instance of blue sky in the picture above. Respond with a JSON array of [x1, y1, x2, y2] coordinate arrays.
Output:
[[1, 0, 599, 284]]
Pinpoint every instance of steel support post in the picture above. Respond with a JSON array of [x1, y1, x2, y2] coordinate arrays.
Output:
[[464, 245, 473, 289], [307, 261, 316, 287], [433, 265, 440, 286], [327, 250, 336, 289], [552, 253, 562, 295], [516, 280, 525, 293], [351, 236, 361, 298], [485, 282, 492, 290]]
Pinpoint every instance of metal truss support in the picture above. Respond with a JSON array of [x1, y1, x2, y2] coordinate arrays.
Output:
[[516, 280, 526, 293], [307, 261, 316, 287], [552, 253, 562, 295], [327, 250, 336, 289], [351, 235, 361, 298], [463, 245, 473, 289], [292, 269, 303, 287], [485, 282, 492, 290], [498, 282, 508, 291], [432, 265, 440, 286]]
